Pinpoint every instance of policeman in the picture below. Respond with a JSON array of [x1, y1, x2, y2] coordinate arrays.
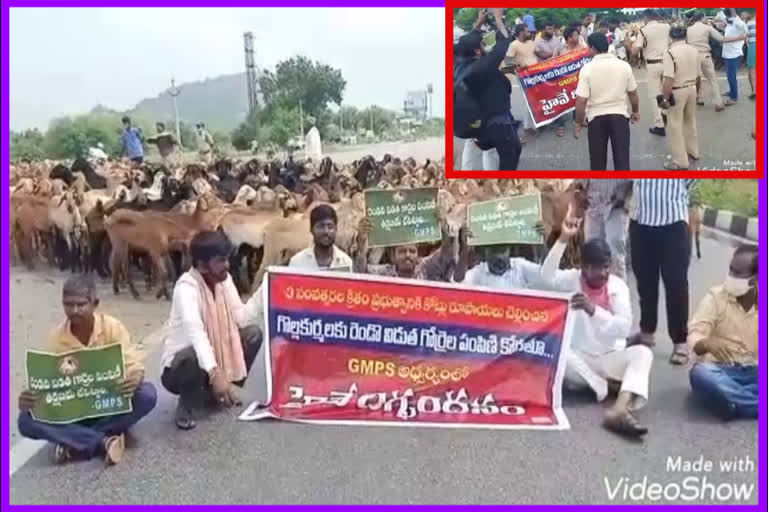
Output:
[[633, 9, 670, 136], [687, 12, 743, 112], [660, 24, 702, 170]]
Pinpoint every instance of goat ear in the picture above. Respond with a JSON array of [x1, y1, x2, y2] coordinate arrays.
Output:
[[57, 195, 66, 207]]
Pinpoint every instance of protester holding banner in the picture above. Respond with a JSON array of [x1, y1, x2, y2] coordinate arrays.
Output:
[[160, 231, 264, 430], [534, 21, 563, 61], [543, 219, 653, 438], [554, 25, 587, 57], [454, 215, 570, 290], [18, 275, 156, 465], [574, 32, 640, 170], [355, 217, 457, 282], [289, 205, 354, 270], [688, 244, 758, 420]]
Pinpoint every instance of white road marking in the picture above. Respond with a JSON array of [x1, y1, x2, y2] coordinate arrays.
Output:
[[10, 439, 47, 476]]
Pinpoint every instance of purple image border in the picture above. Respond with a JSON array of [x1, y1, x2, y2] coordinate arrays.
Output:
[[2, 0, 764, 508]]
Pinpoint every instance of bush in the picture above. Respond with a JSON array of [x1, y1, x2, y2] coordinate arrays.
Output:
[[10, 129, 46, 161]]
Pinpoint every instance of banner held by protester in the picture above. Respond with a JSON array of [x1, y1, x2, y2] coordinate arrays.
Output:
[[363, 187, 441, 247], [516, 48, 593, 128], [25, 343, 131, 424], [240, 268, 573, 429], [467, 193, 544, 246]]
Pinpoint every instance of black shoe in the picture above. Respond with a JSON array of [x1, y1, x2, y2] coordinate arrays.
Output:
[[749, 93, 756, 100], [175, 398, 197, 430], [649, 127, 666, 136]]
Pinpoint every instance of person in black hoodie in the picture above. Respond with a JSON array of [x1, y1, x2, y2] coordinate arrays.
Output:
[[455, 8, 522, 170]]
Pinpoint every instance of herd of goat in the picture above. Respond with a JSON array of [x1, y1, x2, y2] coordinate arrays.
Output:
[[10, 154, 591, 301]]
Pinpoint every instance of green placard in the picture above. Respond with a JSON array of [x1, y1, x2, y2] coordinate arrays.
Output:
[[328, 266, 352, 272], [25, 343, 131, 424], [364, 187, 441, 248], [467, 193, 544, 246]]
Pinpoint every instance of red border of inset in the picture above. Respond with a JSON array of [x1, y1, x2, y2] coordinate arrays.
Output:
[[445, 1, 763, 178]]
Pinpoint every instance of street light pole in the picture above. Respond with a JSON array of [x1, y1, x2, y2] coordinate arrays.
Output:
[[169, 78, 181, 146]]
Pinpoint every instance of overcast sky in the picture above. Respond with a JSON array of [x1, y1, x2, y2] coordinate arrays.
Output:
[[10, 7, 444, 131]]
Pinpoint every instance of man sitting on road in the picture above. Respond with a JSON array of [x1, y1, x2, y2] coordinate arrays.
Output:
[[688, 244, 758, 420], [18, 275, 156, 465], [545, 214, 654, 438], [289, 205, 354, 270], [453, 221, 551, 288], [354, 217, 458, 281], [161, 231, 263, 430]]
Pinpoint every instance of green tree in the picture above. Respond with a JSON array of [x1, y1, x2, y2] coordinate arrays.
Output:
[[264, 107, 301, 149], [259, 56, 346, 130], [231, 112, 260, 151], [10, 129, 46, 161]]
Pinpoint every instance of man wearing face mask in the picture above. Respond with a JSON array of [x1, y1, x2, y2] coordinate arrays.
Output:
[[687, 244, 758, 420], [354, 217, 458, 281], [453, 215, 572, 289], [544, 217, 654, 437]]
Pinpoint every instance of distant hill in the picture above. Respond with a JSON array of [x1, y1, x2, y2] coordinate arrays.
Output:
[[126, 73, 251, 133]]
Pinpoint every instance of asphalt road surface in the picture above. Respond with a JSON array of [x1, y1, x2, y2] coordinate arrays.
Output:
[[456, 69, 757, 171], [8, 227, 758, 504]]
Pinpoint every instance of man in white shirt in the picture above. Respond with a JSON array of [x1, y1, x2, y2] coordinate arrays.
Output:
[[288, 205, 353, 270], [721, 8, 748, 105], [454, 218, 565, 289], [304, 116, 323, 162], [543, 221, 654, 438], [160, 231, 263, 430]]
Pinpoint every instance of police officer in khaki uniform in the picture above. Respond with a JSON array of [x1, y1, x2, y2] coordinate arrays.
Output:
[[633, 9, 670, 136], [660, 24, 702, 170], [687, 12, 746, 111]]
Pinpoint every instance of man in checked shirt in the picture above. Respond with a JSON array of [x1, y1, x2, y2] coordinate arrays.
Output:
[[354, 217, 458, 282]]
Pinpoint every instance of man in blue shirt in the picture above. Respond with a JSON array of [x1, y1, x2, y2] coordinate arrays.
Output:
[[121, 116, 144, 165], [523, 11, 535, 32]]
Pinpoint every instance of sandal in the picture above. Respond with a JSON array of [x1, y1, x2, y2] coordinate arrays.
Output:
[[53, 444, 73, 464], [603, 410, 648, 437], [175, 399, 197, 430], [626, 332, 656, 348], [724, 99, 737, 107], [104, 434, 124, 465], [669, 345, 690, 366], [715, 104, 725, 112]]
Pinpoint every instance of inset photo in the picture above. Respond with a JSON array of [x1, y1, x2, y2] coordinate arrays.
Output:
[[450, 6, 760, 172]]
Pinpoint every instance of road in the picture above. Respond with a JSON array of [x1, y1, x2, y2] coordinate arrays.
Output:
[[8, 227, 758, 504], [455, 69, 757, 171]]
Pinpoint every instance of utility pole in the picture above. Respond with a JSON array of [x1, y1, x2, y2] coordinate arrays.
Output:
[[169, 78, 181, 145], [427, 83, 433, 119], [339, 104, 343, 136], [299, 99, 304, 139], [369, 107, 374, 134]]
